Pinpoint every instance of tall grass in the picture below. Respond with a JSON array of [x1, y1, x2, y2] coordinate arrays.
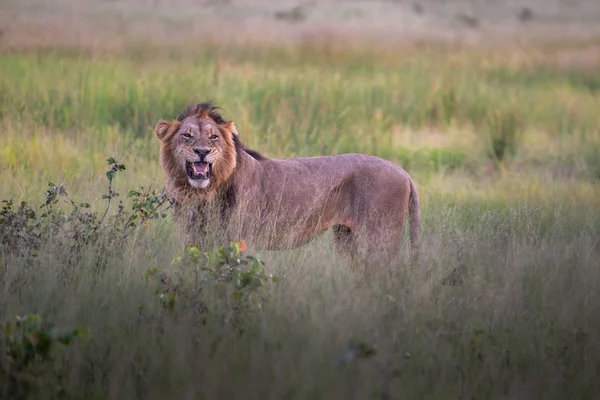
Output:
[[1, 39, 600, 398], [2, 176, 599, 399]]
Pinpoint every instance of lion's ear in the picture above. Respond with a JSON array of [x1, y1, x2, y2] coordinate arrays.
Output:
[[224, 121, 238, 136], [155, 120, 173, 141]]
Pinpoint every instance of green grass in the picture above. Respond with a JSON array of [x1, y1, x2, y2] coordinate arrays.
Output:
[[1, 44, 599, 202], [1, 40, 600, 399]]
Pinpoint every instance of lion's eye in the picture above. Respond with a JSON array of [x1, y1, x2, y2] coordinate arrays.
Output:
[[209, 134, 219, 141], [182, 132, 192, 139]]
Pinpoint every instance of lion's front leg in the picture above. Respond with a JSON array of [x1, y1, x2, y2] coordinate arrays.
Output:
[[176, 205, 208, 251], [177, 206, 236, 253]]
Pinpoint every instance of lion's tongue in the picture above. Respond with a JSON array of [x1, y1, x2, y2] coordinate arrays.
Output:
[[193, 162, 209, 176]]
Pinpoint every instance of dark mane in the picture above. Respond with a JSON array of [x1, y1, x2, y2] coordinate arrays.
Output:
[[233, 133, 265, 161], [177, 102, 265, 161], [176, 101, 228, 125]]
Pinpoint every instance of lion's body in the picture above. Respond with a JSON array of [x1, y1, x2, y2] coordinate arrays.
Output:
[[155, 103, 420, 269]]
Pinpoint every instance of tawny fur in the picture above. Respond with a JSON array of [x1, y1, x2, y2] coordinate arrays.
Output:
[[155, 102, 421, 269]]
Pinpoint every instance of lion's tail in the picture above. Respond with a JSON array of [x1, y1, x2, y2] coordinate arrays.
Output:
[[408, 175, 421, 256]]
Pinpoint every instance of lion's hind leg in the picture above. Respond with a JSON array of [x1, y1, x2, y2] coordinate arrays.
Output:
[[350, 217, 405, 281], [332, 224, 358, 267], [332, 224, 387, 284]]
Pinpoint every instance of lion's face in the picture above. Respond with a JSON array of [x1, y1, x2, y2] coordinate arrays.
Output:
[[172, 116, 225, 189], [155, 115, 238, 192]]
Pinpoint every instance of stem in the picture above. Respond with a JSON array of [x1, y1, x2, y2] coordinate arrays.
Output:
[[119, 212, 137, 246], [98, 170, 114, 228]]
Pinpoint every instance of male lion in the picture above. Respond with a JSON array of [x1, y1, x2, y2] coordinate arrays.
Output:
[[154, 102, 420, 269]]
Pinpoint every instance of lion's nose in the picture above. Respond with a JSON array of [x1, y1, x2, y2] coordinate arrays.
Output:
[[193, 148, 210, 159]]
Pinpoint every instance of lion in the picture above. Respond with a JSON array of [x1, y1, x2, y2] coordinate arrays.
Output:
[[154, 102, 421, 269]]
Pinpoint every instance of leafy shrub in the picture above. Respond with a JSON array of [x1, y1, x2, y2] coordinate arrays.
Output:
[[0, 314, 89, 399], [0, 156, 172, 260], [144, 241, 280, 336], [0, 156, 282, 397]]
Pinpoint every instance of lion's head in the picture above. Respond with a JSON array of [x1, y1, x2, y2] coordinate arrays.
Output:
[[154, 103, 240, 199]]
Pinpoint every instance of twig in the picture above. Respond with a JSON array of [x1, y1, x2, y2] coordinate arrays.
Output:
[[119, 199, 172, 248], [98, 148, 132, 228], [97, 173, 114, 228]]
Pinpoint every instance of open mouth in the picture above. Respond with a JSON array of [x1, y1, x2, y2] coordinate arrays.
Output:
[[186, 161, 211, 181]]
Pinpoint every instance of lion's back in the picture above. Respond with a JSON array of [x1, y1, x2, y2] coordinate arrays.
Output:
[[268, 153, 407, 175], [259, 153, 411, 206]]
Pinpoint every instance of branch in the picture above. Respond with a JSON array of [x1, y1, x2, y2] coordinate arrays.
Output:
[[118, 198, 173, 248]]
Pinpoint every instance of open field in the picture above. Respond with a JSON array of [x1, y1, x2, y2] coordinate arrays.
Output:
[[1, 1, 600, 399]]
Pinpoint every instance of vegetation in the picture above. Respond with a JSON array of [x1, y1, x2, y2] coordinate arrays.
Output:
[[1, 25, 599, 399]]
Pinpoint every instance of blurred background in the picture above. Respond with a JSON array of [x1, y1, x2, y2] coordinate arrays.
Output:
[[3, 0, 600, 48]]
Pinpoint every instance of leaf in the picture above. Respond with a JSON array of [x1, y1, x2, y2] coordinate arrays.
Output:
[[127, 190, 140, 198], [355, 341, 377, 357], [57, 333, 75, 346], [26, 314, 41, 325], [106, 171, 116, 181], [337, 342, 377, 365], [79, 202, 90, 208], [106, 157, 116, 164], [251, 263, 263, 274], [233, 290, 244, 302]]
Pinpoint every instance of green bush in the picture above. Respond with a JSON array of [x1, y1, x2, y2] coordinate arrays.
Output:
[[0, 156, 171, 258], [0, 314, 89, 399], [0, 155, 281, 398]]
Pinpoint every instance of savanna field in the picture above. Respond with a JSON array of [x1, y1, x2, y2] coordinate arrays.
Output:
[[1, 1, 600, 398]]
